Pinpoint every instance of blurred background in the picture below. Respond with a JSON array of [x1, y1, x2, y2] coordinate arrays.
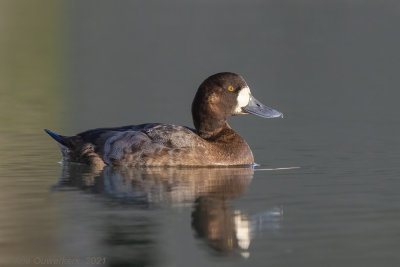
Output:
[[1, 0, 400, 266]]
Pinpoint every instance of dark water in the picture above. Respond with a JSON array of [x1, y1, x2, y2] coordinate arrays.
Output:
[[1, 1, 400, 266]]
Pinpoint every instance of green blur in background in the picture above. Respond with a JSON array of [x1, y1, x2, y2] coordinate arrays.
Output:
[[0, 0, 65, 262]]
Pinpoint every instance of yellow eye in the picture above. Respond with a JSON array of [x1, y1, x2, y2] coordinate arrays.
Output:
[[228, 85, 234, 92]]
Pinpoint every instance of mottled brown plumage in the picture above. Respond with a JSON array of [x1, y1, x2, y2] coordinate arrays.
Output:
[[45, 72, 282, 168]]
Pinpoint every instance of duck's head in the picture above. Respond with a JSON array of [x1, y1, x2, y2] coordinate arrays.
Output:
[[192, 72, 283, 138]]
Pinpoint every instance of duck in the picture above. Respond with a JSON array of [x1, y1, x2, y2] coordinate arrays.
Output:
[[45, 72, 283, 168]]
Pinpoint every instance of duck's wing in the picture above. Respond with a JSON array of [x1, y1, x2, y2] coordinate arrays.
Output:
[[76, 123, 197, 150], [81, 123, 204, 166], [77, 123, 164, 144], [46, 123, 205, 166]]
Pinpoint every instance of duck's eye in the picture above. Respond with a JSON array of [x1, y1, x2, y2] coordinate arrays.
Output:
[[227, 85, 234, 92]]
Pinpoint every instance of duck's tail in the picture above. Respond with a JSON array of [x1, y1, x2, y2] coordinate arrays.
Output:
[[44, 129, 70, 147]]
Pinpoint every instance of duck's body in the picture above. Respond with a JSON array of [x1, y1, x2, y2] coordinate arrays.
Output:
[[46, 123, 253, 168], [46, 73, 282, 168]]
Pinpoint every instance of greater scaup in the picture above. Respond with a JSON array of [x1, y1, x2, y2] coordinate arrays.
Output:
[[45, 72, 282, 167]]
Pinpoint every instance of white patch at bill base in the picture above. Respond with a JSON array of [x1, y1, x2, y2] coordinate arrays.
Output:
[[234, 86, 251, 113]]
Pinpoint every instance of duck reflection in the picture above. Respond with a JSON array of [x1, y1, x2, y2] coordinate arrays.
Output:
[[55, 163, 253, 206], [192, 197, 252, 257], [55, 163, 280, 259]]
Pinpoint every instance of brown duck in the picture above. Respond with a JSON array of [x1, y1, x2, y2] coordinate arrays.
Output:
[[45, 72, 282, 168]]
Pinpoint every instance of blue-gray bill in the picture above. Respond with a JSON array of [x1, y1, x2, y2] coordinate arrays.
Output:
[[242, 95, 283, 118]]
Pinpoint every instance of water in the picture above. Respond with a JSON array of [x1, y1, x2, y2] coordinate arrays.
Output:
[[1, 1, 400, 266]]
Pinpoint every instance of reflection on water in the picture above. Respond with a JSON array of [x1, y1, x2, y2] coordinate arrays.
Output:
[[55, 164, 254, 205], [192, 197, 252, 257], [192, 197, 282, 258], [53, 164, 282, 263]]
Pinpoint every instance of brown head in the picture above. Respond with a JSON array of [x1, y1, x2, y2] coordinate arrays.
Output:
[[191, 72, 283, 139]]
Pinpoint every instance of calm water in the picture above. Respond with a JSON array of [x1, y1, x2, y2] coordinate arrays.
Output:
[[1, 1, 400, 266]]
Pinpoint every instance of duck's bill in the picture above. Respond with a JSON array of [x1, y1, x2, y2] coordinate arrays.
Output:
[[242, 95, 283, 118]]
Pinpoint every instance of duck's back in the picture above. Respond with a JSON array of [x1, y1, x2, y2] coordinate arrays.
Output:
[[56, 123, 213, 167]]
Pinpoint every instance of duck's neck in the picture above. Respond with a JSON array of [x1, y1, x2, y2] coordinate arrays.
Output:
[[192, 101, 230, 139], [194, 116, 230, 139], [191, 84, 232, 139]]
